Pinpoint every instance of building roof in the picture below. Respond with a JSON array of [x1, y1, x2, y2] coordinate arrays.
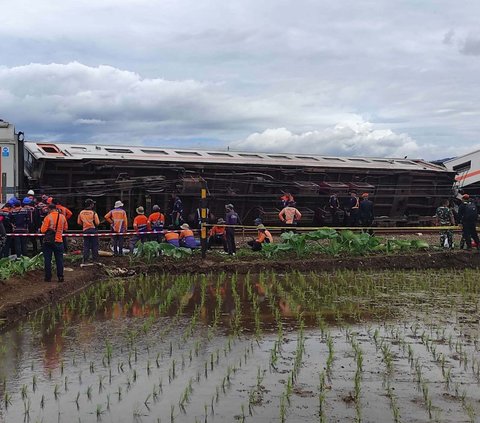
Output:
[[24, 141, 449, 172]]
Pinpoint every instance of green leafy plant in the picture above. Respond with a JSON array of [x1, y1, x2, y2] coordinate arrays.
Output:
[[134, 241, 193, 262], [0, 254, 44, 281]]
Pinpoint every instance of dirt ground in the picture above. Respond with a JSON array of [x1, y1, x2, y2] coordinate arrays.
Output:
[[1, 249, 480, 331]]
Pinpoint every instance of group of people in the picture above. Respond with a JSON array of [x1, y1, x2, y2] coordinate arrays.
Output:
[[328, 191, 375, 227], [435, 194, 480, 250]]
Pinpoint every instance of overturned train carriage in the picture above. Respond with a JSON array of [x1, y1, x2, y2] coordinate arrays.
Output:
[[22, 141, 455, 227]]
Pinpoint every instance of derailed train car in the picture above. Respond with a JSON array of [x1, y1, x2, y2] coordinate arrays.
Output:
[[21, 140, 456, 226]]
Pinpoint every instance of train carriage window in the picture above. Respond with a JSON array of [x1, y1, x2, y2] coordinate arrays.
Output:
[[452, 161, 471, 173], [296, 156, 319, 161], [175, 151, 202, 156], [239, 153, 263, 158], [323, 157, 345, 162], [37, 144, 65, 156], [267, 154, 292, 160], [141, 149, 169, 155], [207, 152, 233, 157], [105, 148, 133, 154]]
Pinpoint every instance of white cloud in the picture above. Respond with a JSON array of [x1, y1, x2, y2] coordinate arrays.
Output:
[[234, 122, 420, 158]]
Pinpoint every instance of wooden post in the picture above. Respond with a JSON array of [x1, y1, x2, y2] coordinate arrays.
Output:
[[200, 188, 207, 258]]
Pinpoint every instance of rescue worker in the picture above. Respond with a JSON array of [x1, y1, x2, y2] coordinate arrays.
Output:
[[278, 201, 302, 231], [129, 206, 150, 252], [328, 192, 341, 226], [280, 193, 295, 208], [359, 193, 374, 227], [346, 191, 360, 226], [77, 198, 100, 263], [26, 190, 36, 203], [105, 200, 128, 256], [179, 223, 200, 249], [47, 197, 73, 252], [194, 203, 212, 229], [11, 199, 30, 257], [35, 196, 49, 250], [457, 194, 480, 251], [148, 205, 165, 242], [22, 197, 38, 255], [225, 204, 240, 256], [435, 199, 455, 249], [247, 224, 271, 251], [165, 230, 180, 247], [0, 203, 13, 257], [207, 218, 228, 252], [41, 203, 68, 282], [0, 212, 6, 257], [170, 195, 184, 229]]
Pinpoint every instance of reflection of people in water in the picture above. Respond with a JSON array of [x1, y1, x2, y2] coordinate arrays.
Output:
[[43, 326, 64, 373], [278, 299, 301, 317]]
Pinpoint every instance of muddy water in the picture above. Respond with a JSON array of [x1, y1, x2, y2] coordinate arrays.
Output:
[[0, 270, 479, 423]]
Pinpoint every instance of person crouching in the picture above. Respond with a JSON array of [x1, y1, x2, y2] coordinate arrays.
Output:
[[248, 224, 272, 251], [179, 223, 200, 249], [207, 218, 228, 252]]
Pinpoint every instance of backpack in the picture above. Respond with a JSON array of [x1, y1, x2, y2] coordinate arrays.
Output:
[[463, 202, 478, 222]]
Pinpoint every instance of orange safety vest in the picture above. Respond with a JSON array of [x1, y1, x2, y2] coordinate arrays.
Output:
[[209, 225, 225, 237], [133, 215, 150, 232], [165, 232, 179, 241], [179, 229, 194, 239], [41, 211, 68, 243], [105, 208, 128, 233], [77, 209, 100, 231]]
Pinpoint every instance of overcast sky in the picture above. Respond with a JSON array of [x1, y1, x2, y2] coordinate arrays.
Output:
[[1, 0, 480, 159]]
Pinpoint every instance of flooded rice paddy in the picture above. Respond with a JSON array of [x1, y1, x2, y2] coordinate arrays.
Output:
[[1, 270, 480, 423]]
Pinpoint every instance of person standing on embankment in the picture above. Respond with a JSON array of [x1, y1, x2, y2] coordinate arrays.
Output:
[[41, 203, 68, 283], [457, 194, 480, 251], [77, 198, 100, 264], [225, 204, 240, 256], [105, 201, 128, 256]]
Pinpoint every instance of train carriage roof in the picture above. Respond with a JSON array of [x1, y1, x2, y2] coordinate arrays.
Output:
[[24, 141, 449, 172]]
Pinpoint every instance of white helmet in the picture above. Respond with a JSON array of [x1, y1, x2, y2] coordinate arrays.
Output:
[[27, 190, 35, 195]]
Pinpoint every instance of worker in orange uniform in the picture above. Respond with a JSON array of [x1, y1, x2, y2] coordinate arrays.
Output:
[[148, 205, 165, 242], [41, 203, 68, 282], [105, 200, 128, 256], [247, 224, 271, 251], [77, 198, 100, 264], [207, 218, 227, 252], [164, 230, 180, 247], [47, 197, 73, 252], [129, 206, 150, 252], [179, 223, 200, 249], [279, 201, 302, 231]]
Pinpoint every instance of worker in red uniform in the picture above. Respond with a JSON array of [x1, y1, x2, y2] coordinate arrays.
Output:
[[207, 218, 227, 252], [247, 224, 271, 251], [77, 198, 100, 263], [279, 201, 302, 231], [41, 203, 68, 282], [164, 230, 180, 247], [179, 223, 200, 249], [105, 200, 128, 256], [129, 206, 150, 252], [280, 193, 295, 208], [148, 205, 165, 242]]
